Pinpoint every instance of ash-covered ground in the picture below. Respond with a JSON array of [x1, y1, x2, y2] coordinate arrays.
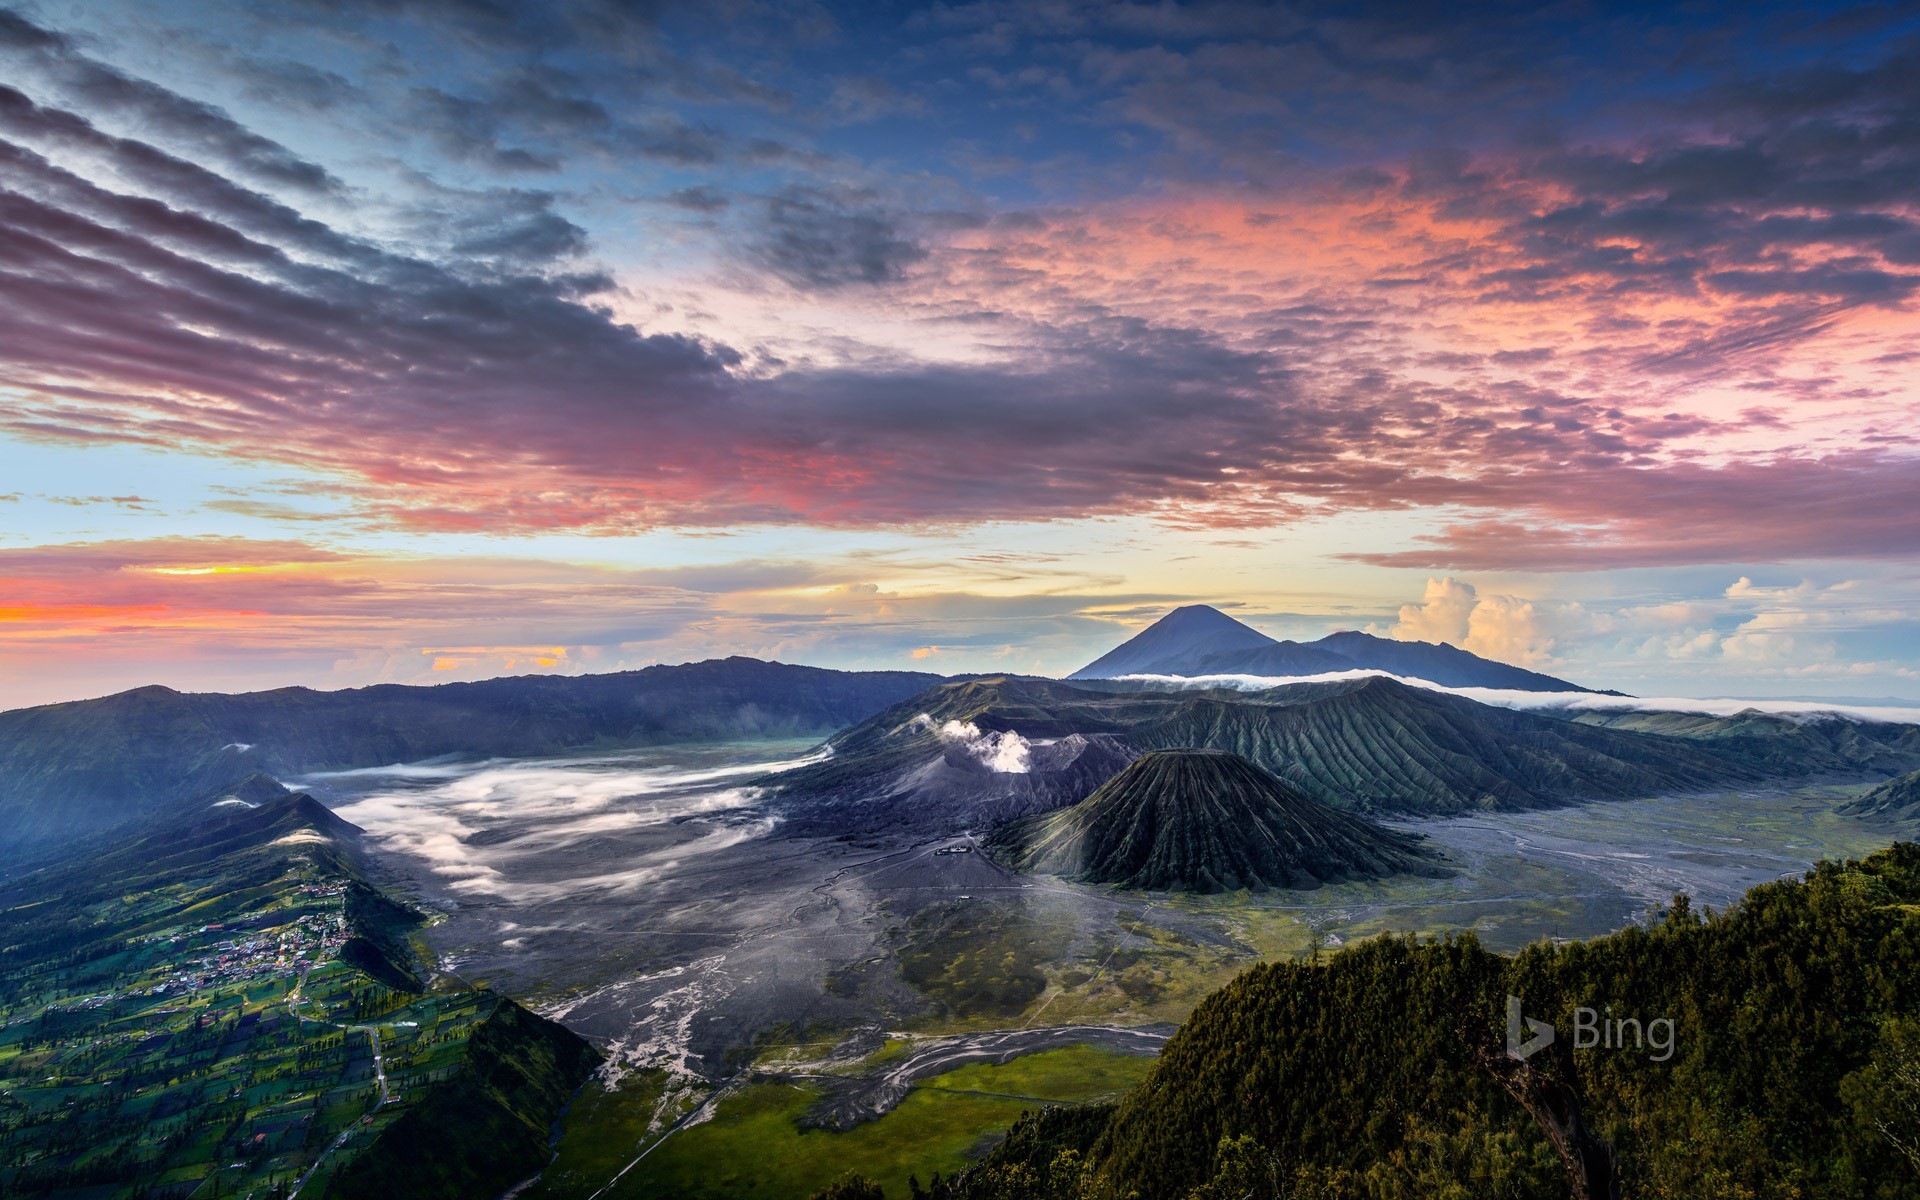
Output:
[[298, 741, 1181, 1093], [297, 743, 1903, 1107]]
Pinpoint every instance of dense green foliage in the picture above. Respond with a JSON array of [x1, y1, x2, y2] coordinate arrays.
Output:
[[0, 793, 362, 1008], [816, 1172, 889, 1200], [988, 750, 1442, 891], [337, 880, 430, 992], [803, 1108, 1115, 1200], [620, 1047, 1154, 1200], [901, 843, 1920, 1199], [0, 657, 942, 853], [326, 999, 602, 1200], [897, 901, 1064, 1017]]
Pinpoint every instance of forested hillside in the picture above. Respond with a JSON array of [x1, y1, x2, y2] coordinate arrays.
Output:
[[826, 843, 1920, 1199]]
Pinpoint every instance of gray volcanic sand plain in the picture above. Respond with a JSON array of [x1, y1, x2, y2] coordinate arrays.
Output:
[[299, 745, 1905, 1094]]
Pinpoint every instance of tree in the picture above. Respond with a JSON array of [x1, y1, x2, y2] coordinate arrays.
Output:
[[1845, 1016, 1920, 1177], [811, 1171, 888, 1200]]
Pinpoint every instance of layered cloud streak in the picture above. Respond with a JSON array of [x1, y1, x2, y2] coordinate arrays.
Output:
[[0, 4, 1915, 566]]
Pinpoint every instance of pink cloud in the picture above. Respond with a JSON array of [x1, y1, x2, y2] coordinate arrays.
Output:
[[0, 55, 1916, 571]]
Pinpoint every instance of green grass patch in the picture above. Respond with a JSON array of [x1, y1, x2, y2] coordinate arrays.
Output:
[[912, 1043, 1153, 1103], [601, 1045, 1156, 1200], [521, 1071, 673, 1200]]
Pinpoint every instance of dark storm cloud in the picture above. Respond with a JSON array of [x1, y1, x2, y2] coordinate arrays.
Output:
[[404, 67, 734, 170], [618, 119, 728, 165], [407, 86, 561, 171], [272, 0, 799, 105], [397, 64, 738, 172], [0, 84, 382, 272], [0, 86, 731, 429], [746, 185, 927, 288], [2, 0, 1918, 571], [1239, 32, 1920, 377], [0, 82, 1326, 531], [226, 58, 360, 112], [446, 202, 592, 263], [0, 80, 1463, 533], [0, 8, 344, 194], [275, 0, 675, 51], [25, 0, 797, 198]]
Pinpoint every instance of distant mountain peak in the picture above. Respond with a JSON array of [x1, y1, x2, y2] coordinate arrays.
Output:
[[1068, 605, 1279, 680], [1160, 603, 1263, 627], [1309, 630, 1595, 692], [1070, 605, 1599, 693], [1132, 604, 1278, 647]]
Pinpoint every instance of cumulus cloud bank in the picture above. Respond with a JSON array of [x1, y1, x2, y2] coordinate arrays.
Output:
[[1387, 577, 1560, 667]]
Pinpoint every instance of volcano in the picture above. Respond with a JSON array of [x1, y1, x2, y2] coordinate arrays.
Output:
[[1069, 604, 1596, 693], [987, 748, 1444, 892]]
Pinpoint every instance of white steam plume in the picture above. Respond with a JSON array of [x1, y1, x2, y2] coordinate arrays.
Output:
[[910, 713, 1033, 772]]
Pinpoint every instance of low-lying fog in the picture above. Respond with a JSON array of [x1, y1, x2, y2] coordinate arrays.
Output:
[[300, 742, 824, 904], [1116, 671, 1920, 725], [292, 738, 1902, 1087]]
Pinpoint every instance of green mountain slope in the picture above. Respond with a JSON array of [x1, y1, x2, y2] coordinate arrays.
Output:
[[325, 999, 602, 1200], [0, 794, 599, 1200], [0, 657, 942, 854], [1128, 676, 1760, 814], [911, 843, 1920, 1200], [1844, 767, 1920, 822], [988, 750, 1443, 891], [1575, 708, 1920, 780]]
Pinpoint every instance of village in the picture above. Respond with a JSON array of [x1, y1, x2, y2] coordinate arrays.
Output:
[[144, 885, 351, 996]]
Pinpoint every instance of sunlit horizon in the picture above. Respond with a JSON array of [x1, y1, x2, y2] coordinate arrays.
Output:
[[3, 1, 1916, 709]]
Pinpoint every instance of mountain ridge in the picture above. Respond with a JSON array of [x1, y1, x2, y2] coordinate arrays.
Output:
[[0, 783, 601, 1200], [762, 672, 1918, 833], [1842, 767, 1920, 822], [0, 656, 945, 855], [1069, 605, 1596, 693]]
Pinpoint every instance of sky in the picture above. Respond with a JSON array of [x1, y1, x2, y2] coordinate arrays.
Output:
[[1, 0, 1918, 708]]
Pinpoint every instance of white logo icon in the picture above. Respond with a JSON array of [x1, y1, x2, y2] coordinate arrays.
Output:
[[1506, 994, 1554, 1061]]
